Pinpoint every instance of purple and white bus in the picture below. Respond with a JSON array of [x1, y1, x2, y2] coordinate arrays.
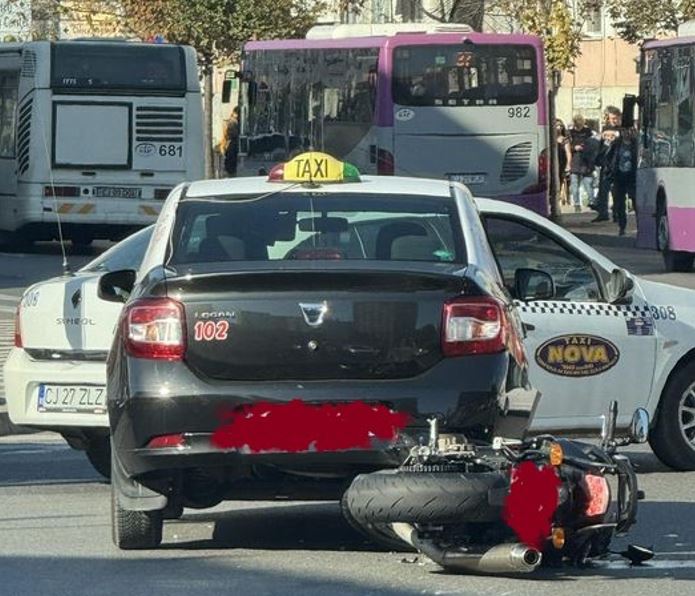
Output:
[[633, 24, 695, 271], [237, 24, 549, 214]]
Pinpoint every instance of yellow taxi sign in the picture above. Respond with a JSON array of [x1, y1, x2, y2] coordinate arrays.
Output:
[[268, 152, 361, 183]]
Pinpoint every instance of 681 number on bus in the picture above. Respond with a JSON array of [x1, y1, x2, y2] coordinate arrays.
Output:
[[159, 144, 183, 157]]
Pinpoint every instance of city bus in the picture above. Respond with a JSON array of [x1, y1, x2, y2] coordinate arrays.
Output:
[[0, 39, 204, 246], [237, 24, 549, 215], [633, 22, 695, 271]]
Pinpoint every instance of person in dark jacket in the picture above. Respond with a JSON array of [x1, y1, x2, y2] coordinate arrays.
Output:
[[223, 107, 240, 177], [568, 114, 600, 213], [610, 126, 638, 236], [592, 106, 622, 222]]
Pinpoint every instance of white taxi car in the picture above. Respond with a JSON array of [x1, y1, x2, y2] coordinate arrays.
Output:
[[479, 199, 695, 470], [4, 226, 153, 477]]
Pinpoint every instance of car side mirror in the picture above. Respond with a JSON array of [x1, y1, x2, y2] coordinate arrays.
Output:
[[514, 268, 555, 301], [629, 408, 649, 444], [98, 269, 136, 304], [606, 268, 634, 303]]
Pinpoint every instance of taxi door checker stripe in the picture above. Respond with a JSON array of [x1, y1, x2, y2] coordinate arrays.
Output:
[[513, 301, 652, 318]]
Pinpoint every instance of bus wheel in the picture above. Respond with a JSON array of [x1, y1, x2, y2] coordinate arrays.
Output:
[[657, 202, 694, 272], [649, 360, 695, 470]]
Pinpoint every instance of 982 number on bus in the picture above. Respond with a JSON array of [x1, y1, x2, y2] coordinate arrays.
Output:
[[507, 107, 531, 118], [159, 144, 183, 157]]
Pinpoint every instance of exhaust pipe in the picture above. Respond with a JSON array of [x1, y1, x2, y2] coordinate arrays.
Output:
[[391, 523, 542, 574]]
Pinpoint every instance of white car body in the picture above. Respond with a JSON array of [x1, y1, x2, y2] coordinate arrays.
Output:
[[4, 227, 153, 432]]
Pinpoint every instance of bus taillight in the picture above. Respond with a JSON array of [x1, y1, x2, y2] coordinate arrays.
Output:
[[44, 186, 80, 198], [377, 149, 394, 175], [522, 149, 548, 195]]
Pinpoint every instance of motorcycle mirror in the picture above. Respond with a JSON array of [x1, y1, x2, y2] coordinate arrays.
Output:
[[629, 408, 650, 444]]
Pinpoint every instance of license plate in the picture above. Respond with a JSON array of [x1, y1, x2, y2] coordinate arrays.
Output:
[[448, 173, 487, 185], [37, 384, 106, 414], [94, 186, 142, 199]]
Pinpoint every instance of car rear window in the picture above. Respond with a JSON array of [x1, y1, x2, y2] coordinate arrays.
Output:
[[168, 192, 466, 265]]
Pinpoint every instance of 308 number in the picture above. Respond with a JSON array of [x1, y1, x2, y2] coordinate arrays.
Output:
[[650, 305, 677, 321], [507, 107, 531, 118], [158, 144, 183, 157]]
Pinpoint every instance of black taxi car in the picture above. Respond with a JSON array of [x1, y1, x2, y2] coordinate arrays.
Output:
[[100, 153, 543, 549]]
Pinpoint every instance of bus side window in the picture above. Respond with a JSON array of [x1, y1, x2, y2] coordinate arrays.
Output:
[[0, 72, 18, 158]]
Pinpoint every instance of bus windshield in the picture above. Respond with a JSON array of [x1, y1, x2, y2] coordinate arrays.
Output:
[[51, 43, 186, 92], [392, 44, 537, 107]]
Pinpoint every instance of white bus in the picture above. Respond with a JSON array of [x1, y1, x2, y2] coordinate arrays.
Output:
[[633, 22, 695, 271], [0, 39, 204, 246]]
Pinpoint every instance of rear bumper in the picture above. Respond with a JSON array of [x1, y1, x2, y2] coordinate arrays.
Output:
[[4, 348, 108, 430], [110, 353, 514, 479]]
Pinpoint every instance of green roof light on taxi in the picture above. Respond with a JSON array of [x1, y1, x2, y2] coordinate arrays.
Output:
[[268, 152, 361, 184]]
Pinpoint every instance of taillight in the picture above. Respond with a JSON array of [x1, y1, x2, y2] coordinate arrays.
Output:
[[538, 148, 548, 186], [522, 149, 548, 195], [584, 474, 610, 517], [14, 305, 22, 348], [377, 149, 394, 175], [44, 185, 80, 197], [123, 298, 186, 360], [441, 296, 507, 357], [147, 433, 187, 449]]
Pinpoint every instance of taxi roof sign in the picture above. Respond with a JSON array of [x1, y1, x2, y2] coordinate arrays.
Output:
[[268, 152, 361, 184]]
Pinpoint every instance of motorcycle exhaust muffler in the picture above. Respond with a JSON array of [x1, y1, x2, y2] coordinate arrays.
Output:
[[391, 523, 542, 574]]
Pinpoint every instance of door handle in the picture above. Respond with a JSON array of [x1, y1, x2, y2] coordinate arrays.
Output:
[[522, 321, 535, 332]]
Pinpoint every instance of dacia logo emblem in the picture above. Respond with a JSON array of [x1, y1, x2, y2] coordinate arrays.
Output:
[[71, 288, 82, 309], [299, 302, 328, 327]]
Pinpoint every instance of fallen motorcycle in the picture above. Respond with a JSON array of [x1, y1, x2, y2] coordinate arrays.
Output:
[[344, 401, 653, 573]]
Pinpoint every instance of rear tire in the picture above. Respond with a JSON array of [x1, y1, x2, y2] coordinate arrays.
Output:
[[657, 201, 694, 272], [649, 360, 695, 470], [111, 482, 163, 549], [85, 437, 111, 480], [340, 491, 413, 552], [345, 469, 506, 525]]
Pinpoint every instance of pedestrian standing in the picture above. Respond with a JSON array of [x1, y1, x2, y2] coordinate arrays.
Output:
[[568, 114, 599, 213], [223, 106, 240, 177], [592, 106, 622, 222], [611, 126, 638, 236], [555, 119, 572, 206]]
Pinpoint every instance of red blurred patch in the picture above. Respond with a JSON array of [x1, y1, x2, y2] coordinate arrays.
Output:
[[502, 461, 561, 550], [211, 399, 410, 453]]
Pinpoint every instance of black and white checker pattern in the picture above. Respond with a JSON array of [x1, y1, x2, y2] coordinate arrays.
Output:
[[513, 300, 652, 318]]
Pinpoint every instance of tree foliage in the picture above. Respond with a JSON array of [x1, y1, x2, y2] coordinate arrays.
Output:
[[491, 0, 601, 74], [606, 0, 695, 43]]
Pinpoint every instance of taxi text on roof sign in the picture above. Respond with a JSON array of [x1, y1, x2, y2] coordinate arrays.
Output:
[[268, 152, 361, 184]]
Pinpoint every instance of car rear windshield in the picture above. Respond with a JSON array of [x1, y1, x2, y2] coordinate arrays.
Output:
[[392, 43, 537, 107], [168, 192, 466, 265]]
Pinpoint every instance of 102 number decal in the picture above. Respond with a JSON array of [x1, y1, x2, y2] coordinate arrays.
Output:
[[194, 320, 230, 341]]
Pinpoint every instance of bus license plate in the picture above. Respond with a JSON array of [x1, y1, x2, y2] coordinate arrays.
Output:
[[37, 384, 106, 414], [94, 186, 142, 199], [448, 174, 486, 185]]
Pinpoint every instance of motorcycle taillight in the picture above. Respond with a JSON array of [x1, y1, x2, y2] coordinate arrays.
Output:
[[584, 474, 610, 517]]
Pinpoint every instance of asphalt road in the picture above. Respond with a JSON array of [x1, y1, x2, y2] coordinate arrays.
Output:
[[1, 216, 694, 595]]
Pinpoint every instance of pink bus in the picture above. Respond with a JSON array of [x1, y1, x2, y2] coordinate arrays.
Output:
[[633, 26, 695, 271], [237, 24, 549, 215]]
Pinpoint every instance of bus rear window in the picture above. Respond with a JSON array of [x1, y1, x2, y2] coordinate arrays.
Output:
[[393, 44, 537, 107], [51, 43, 186, 92]]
